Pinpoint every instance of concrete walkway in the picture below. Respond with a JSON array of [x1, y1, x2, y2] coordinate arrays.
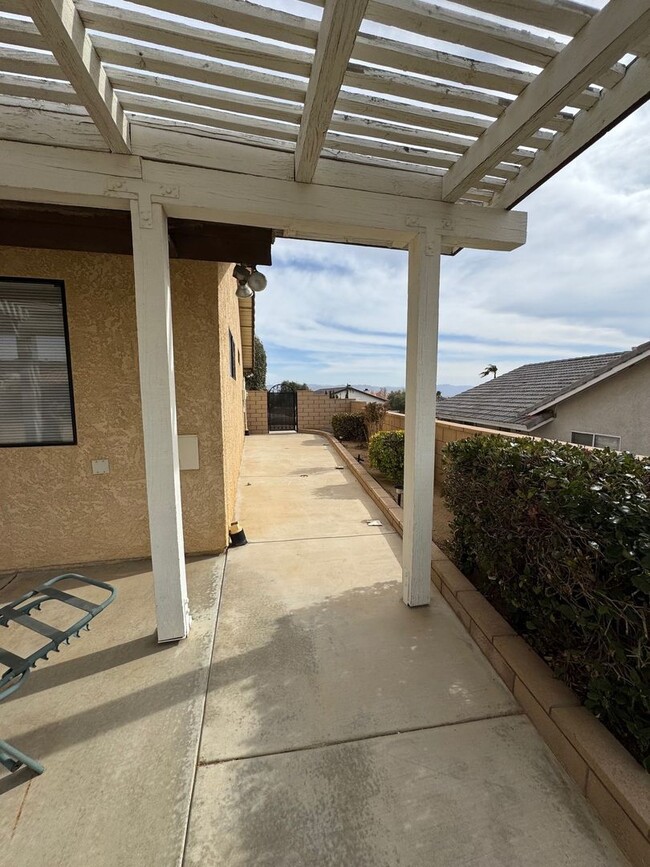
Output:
[[185, 433, 628, 866]]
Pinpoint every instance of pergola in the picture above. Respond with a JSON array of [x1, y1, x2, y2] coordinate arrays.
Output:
[[1, 0, 648, 641]]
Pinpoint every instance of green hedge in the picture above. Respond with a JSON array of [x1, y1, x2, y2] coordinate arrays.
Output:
[[331, 412, 367, 442], [369, 430, 405, 485], [443, 434, 650, 767]]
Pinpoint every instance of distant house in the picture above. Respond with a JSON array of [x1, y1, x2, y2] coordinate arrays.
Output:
[[436, 342, 650, 455], [315, 384, 387, 404]]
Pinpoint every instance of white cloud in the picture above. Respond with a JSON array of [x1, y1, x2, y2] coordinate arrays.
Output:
[[260, 102, 650, 387]]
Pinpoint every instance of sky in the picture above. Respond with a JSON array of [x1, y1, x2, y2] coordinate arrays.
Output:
[[260, 100, 650, 389]]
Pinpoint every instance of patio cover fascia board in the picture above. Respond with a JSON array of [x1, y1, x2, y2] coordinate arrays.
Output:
[[0, 136, 528, 251]]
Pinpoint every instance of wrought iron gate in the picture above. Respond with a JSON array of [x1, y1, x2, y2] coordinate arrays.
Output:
[[267, 385, 298, 431]]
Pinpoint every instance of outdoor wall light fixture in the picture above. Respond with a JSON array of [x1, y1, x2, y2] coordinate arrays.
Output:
[[233, 263, 268, 297]]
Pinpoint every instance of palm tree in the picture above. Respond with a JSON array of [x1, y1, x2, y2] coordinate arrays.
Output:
[[480, 364, 498, 380]]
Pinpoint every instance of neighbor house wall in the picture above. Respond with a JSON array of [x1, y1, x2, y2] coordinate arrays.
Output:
[[0, 246, 243, 572], [539, 357, 650, 456]]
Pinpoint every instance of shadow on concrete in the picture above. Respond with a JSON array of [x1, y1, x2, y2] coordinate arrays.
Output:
[[8, 578, 412, 768], [9, 635, 165, 700]]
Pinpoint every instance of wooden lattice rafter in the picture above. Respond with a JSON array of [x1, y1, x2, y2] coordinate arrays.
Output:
[[0, 0, 648, 207], [22, 0, 130, 153]]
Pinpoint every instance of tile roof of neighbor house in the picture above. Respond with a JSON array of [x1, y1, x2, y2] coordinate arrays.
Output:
[[436, 341, 650, 430]]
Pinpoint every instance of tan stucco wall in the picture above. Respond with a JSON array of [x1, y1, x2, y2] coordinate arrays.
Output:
[[539, 357, 650, 456], [1, 246, 244, 572], [216, 262, 245, 531]]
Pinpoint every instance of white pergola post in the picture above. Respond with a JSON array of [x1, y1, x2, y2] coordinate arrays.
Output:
[[402, 230, 441, 607], [130, 198, 190, 643]]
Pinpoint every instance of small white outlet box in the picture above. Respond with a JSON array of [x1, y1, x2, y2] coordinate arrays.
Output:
[[92, 459, 110, 475]]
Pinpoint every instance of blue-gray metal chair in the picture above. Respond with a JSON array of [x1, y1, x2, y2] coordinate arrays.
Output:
[[0, 573, 116, 775]]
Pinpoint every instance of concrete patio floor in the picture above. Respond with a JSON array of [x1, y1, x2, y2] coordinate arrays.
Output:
[[1, 555, 225, 866], [186, 433, 629, 866], [1, 433, 630, 866]]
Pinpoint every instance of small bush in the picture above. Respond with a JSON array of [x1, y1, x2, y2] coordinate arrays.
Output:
[[443, 434, 650, 767], [332, 412, 367, 442], [364, 401, 387, 438], [369, 430, 405, 485]]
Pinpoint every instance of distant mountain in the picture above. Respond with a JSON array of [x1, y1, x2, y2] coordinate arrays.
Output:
[[308, 383, 470, 397], [438, 384, 471, 397]]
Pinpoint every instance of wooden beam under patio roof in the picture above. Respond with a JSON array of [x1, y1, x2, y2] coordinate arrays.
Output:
[[0, 201, 274, 263]]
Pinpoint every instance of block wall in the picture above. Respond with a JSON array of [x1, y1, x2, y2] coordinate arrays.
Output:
[[297, 392, 356, 432], [246, 390, 268, 434]]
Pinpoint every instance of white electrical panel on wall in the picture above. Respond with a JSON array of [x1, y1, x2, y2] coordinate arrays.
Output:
[[178, 435, 200, 470]]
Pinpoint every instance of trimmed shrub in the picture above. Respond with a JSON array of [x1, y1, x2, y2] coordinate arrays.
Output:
[[332, 412, 367, 442], [443, 434, 650, 767], [369, 430, 405, 485], [364, 401, 387, 438]]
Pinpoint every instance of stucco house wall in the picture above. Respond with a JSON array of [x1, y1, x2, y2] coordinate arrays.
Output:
[[216, 262, 246, 533], [540, 356, 650, 455], [0, 246, 245, 572]]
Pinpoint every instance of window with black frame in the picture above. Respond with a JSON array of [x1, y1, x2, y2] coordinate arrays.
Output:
[[0, 278, 76, 446]]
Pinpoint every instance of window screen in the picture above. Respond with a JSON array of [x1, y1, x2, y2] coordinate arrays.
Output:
[[571, 431, 594, 446], [0, 279, 76, 446], [594, 433, 621, 450], [571, 431, 621, 450]]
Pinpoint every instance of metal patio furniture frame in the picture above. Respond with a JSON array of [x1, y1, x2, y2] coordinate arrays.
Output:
[[0, 573, 116, 775]]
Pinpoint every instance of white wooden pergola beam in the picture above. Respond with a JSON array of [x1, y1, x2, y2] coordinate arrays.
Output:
[[0, 13, 48, 49], [456, 0, 593, 37], [294, 0, 368, 184], [0, 136, 527, 250], [442, 0, 650, 203], [306, 0, 623, 89], [402, 229, 440, 606], [130, 198, 190, 643], [123, 0, 320, 49], [76, 0, 312, 79], [23, 0, 131, 153], [493, 55, 650, 209], [97, 40, 306, 105], [0, 97, 107, 150], [0, 71, 76, 103], [0, 46, 62, 79]]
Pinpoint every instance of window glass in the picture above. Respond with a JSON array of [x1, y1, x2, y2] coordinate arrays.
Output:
[[594, 434, 621, 450], [0, 279, 75, 446], [571, 431, 593, 446]]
